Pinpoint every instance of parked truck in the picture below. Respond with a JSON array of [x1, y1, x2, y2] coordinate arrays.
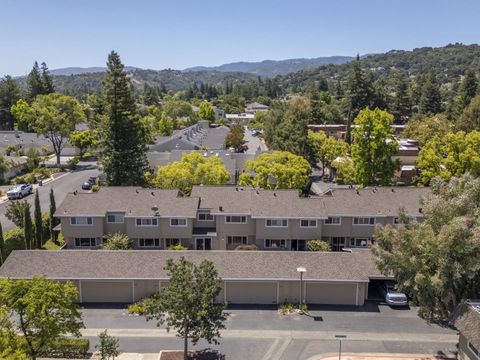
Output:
[[7, 184, 33, 200]]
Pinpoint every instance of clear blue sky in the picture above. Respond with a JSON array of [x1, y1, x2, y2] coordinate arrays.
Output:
[[1, 0, 479, 76]]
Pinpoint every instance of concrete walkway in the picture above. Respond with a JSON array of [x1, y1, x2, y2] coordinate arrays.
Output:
[[307, 353, 457, 360]]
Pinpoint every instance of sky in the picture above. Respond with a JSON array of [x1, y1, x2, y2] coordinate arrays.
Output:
[[1, 0, 480, 76]]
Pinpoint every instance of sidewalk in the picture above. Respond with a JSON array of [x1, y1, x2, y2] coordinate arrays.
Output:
[[309, 354, 457, 360]]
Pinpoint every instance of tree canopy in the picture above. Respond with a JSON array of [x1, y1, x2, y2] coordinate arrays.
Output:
[[373, 174, 480, 321], [198, 101, 215, 122], [401, 114, 453, 146], [307, 130, 348, 177]]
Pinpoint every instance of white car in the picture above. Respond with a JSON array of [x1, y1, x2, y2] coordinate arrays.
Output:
[[381, 283, 408, 306], [7, 184, 33, 200]]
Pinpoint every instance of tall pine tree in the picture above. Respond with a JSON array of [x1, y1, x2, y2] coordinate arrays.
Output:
[[34, 189, 43, 248], [101, 51, 148, 186], [419, 72, 442, 115], [392, 72, 412, 122], [49, 188, 57, 243], [26, 61, 45, 102], [458, 69, 478, 110], [23, 205, 33, 250], [0, 75, 21, 130], [41, 62, 55, 94]]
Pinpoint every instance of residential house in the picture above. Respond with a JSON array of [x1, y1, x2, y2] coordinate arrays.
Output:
[[451, 300, 480, 360], [55, 185, 428, 252], [245, 102, 269, 114], [0, 130, 78, 157]]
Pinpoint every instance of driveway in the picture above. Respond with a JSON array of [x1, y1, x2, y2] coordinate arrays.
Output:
[[79, 303, 458, 360], [244, 126, 268, 154], [0, 161, 99, 230]]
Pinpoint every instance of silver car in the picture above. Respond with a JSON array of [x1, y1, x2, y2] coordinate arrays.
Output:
[[381, 283, 408, 306]]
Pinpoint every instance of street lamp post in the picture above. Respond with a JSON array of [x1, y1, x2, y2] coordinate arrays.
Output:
[[297, 267, 306, 310], [335, 335, 347, 360]]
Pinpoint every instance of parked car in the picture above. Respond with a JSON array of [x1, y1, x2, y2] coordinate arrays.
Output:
[[7, 184, 33, 200], [380, 282, 408, 306], [81, 176, 97, 190]]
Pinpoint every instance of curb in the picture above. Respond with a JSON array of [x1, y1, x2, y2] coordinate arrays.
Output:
[[308, 353, 457, 360]]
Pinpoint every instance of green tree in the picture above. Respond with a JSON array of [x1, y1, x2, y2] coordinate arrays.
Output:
[[23, 204, 33, 250], [238, 151, 311, 191], [401, 114, 453, 146], [26, 62, 44, 102], [0, 222, 5, 265], [95, 330, 120, 360], [0, 75, 21, 130], [49, 188, 57, 242], [5, 201, 31, 228], [351, 108, 400, 186], [142, 258, 228, 360], [0, 277, 84, 360], [373, 174, 480, 321], [103, 233, 132, 250], [458, 69, 478, 110], [419, 72, 442, 115], [101, 51, 148, 186], [307, 240, 330, 252], [198, 101, 215, 122], [391, 72, 412, 121], [225, 124, 245, 152], [151, 152, 230, 194], [415, 130, 480, 185], [331, 157, 357, 185], [307, 130, 348, 177], [33, 190, 42, 249], [162, 98, 195, 126], [69, 130, 96, 158], [157, 113, 174, 136], [11, 93, 85, 164], [40, 62, 55, 94], [0, 154, 9, 183], [457, 94, 480, 132]]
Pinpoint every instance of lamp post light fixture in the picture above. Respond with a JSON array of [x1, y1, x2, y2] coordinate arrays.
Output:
[[335, 335, 347, 360], [297, 267, 306, 310]]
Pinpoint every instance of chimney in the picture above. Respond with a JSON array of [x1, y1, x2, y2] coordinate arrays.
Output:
[[219, 206, 223, 212]]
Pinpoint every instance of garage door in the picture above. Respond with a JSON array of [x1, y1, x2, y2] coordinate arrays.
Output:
[[226, 281, 277, 304], [306, 282, 357, 305], [81, 281, 133, 303]]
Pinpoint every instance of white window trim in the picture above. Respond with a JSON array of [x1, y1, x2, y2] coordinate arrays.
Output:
[[264, 239, 287, 249], [227, 236, 248, 245], [225, 215, 247, 224], [138, 238, 161, 248], [300, 219, 317, 228], [74, 237, 97, 247], [197, 213, 214, 222], [106, 214, 124, 224], [135, 218, 158, 227], [70, 217, 93, 226], [352, 217, 376, 226], [324, 217, 342, 225], [468, 341, 480, 360], [170, 218, 187, 227], [265, 219, 288, 228]]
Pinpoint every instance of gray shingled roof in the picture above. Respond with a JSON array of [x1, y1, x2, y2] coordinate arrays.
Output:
[[0, 249, 385, 282], [55, 187, 200, 218], [321, 187, 429, 217], [451, 301, 480, 350]]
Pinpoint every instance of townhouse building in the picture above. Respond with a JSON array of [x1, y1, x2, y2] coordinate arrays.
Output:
[[55, 185, 428, 251]]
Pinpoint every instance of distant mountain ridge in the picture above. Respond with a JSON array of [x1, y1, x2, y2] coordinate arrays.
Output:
[[50, 66, 139, 76], [183, 56, 354, 77]]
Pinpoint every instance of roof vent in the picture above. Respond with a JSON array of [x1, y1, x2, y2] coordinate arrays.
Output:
[[273, 192, 277, 197], [356, 190, 360, 195], [235, 187, 238, 191], [73, 190, 78, 196], [391, 188, 395, 192], [419, 208, 423, 213], [219, 206, 223, 212], [240, 187, 244, 191], [151, 206, 158, 212], [136, 189, 139, 194], [151, 192, 155, 196]]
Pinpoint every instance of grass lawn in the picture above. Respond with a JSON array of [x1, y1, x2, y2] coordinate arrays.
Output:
[[43, 238, 64, 250]]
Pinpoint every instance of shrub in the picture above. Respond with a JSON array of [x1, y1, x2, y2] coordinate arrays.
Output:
[[278, 302, 296, 315], [66, 157, 80, 170], [234, 244, 258, 251], [299, 303, 308, 313], [103, 233, 132, 250], [32, 167, 50, 179], [167, 244, 188, 250], [127, 303, 146, 315], [307, 240, 330, 252], [11, 173, 36, 185], [39, 338, 90, 358], [5, 145, 16, 156], [91, 184, 100, 192]]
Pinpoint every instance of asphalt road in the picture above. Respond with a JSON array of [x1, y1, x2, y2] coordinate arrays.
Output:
[[244, 126, 268, 154], [79, 303, 458, 360], [0, 163, 99, 231]]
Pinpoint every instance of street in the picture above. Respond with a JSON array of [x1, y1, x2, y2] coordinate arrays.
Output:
[[0, 162, 99, 231], [244, 126, 268, 154], [79, 303, 458, 360]]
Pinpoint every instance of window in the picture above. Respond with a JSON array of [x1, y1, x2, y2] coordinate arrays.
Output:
[[265, 239, 286, 249], [136, 218, 158, 226], [197, 213, 214, 221], [70, 217, 93, 226], [227, 236, 247, 245], [353, 217, 375, 225], [468, 342, 480, 360], [265, 219, 288, 227], [74, 238, 96, 247], [139, 238, 160, 248], [300, 219, 317, 228], [350, 238, 369, 247], [225, 215, 247, 224], [324, 217, 341, 225], [165, 238, 180, 248], [107, 214, 124, 223], [170, 218, 187, 227]]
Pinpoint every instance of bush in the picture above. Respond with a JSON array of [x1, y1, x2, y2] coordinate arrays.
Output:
[[11, 173, 36, 185], [66, 157, 80, 170], [278, 302, 296, 315], [103, 233, 132, 250], [167, 244, 188, 250], [127, 303, 146, 315], [32, 167, 50, 179], [39, 338, 90, 358], [4, 228, 25, 257], [307, 240, 330, 252], [91, 184, 100, 192], [234, 244, 258, 251]]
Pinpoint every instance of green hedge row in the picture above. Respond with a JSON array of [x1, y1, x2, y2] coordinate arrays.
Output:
[[40, 338, 90, 358]]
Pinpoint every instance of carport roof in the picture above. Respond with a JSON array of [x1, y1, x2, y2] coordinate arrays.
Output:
[[0, 249, 386, 282]]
